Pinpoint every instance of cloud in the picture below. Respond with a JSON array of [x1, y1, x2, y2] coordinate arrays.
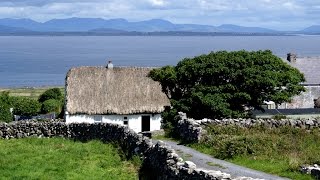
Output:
[[0, 0, 319, 30]]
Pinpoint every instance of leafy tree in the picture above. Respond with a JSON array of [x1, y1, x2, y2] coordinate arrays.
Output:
[[149, 50, 305, 120], [41, 99, 61, 114], [0, 92, 13, 122], [12, 97, 41, 116], [38, 88, 63, 103]]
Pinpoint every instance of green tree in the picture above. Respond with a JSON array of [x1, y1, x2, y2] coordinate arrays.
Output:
[[149, 50, 305, 120], [0, 92, 12, 122], [12, 97, 41, 116], [38, 88, 63, 103], [41, 99, 61, 114]]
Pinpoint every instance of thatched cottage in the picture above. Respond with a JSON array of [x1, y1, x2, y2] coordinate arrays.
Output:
[[278, 54, 320, 109], [65, 66, 170, 133]]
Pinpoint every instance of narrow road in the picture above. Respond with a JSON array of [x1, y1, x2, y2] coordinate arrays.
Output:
[[159, 140, 289, 180]]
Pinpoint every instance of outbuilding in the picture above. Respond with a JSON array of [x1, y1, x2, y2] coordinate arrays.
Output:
[[65, 66, 170, 133]]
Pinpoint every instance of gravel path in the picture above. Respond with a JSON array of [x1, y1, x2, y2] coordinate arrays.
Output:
[[159, 140, 289, 180]]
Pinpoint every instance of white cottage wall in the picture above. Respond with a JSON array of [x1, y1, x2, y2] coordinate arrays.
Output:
[[65, 114, 162, 133]]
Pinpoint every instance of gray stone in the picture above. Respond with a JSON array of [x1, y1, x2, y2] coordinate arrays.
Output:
[[184, 161, 197, 169]]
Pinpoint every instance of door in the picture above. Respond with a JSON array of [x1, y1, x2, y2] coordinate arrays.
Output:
[[141, 116, 150, 132]]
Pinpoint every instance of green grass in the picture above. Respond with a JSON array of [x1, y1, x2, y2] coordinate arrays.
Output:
[[186, 125, 319, 180], [0, 138, 140, 180], [0, 87, 64, 99]]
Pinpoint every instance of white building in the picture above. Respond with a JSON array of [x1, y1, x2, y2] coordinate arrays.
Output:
[[65, 66, 170, 133]]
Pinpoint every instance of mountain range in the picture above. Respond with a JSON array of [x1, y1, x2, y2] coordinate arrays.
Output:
[[0, 18, 319, 35]]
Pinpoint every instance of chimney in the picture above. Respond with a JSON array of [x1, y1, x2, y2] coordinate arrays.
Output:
[[287, 53, 297, 63], [106, 60, 113, 69]]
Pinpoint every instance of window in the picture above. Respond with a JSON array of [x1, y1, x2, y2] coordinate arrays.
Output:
[[123, 117, 128, 126]]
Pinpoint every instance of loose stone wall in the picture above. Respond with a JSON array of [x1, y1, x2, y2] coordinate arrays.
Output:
[[176, 113, 320, 143], [0, 120, 252, 180], [176, 113, 320, 179]]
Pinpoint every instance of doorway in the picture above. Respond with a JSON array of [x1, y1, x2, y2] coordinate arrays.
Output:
[[141, 116, 150, 132]]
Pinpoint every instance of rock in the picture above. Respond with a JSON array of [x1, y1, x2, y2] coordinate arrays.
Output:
[[184, 161, 196, 170], [306, 119, 314, 126], [311, 169, 320, 179]]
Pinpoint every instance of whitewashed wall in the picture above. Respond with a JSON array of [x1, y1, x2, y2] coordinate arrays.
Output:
[[65, 113, 162, 133], [278, 86, 320, 109]]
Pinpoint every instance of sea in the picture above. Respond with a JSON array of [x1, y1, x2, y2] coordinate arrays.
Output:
[[1, 35, 320, 87]]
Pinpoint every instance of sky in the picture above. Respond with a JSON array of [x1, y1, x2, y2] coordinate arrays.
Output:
[[0, 0, 319, 31]]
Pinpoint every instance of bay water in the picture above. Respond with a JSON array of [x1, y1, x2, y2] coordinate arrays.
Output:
[[1, 35, 319, 87]]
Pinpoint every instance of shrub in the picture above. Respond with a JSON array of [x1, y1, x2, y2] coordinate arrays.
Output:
[[160, 106, 179, 137], [41, 99, 61, 114], [0, 92, 12, 122], [272, 114, 287, 120], [38, 88, 63, 103], [12, 97, 41, 116]]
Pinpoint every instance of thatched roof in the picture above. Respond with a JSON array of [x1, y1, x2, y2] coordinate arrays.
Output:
[[65, 67, 170, 115], [286, 57, 320, 85]]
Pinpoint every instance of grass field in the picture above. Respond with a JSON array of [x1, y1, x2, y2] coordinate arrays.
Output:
[[0, 87, 64, 99], [0, 138, 140, 179], [187, 125, 319, 180]]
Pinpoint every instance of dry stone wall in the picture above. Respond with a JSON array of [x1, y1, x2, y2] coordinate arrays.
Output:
[[176, 113, 320, 143], [176, 114, 320, 179], [0, 120, 255, 180]]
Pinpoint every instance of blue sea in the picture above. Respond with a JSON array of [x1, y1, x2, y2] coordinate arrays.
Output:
[[1, 35, 320, 87]]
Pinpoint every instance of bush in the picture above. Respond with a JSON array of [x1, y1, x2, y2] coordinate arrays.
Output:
[[12, 97, 41, 116], [41, 99, 61, 114], [272, 114, 287, 120], [160, 106, 179, 137], [38, 88, 63, 103], [0, 92, 12, 122]]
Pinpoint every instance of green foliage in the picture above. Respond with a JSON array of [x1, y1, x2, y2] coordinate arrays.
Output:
[[0, 92, 13, 122], [272, 114, 287, 120], [0, 138, 140, 179], [149, 50, 306, 120], [11, 97, 41, 116], [38, 88, 63, 103], [38, 88, 64, 116], [188, 125, 319, 180], [41, 99, 62, 114], [161, 106, 179, 137]]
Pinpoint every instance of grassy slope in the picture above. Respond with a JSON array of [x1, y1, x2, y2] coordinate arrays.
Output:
[[0, 87, 64, 99], [186, 125, 319, 180], [0, 138, 140, 180]]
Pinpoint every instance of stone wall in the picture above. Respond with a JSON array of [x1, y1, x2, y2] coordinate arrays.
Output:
[[176, 113, 320, 143], [176, 112, 206, 143], [279, 86, 320, 109], [176, 114, 320, 179], [0, 120, 248, 180]]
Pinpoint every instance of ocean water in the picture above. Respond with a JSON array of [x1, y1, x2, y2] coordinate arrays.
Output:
[[1, 35, 320, 87]]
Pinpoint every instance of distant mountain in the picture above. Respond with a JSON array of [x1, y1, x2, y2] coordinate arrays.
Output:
[[0, 18, 282, 34], [218, 24, 277, 33], [0, 18, 300, 34], [0, 25, 33, 33], [301, 25, 320, 33]]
